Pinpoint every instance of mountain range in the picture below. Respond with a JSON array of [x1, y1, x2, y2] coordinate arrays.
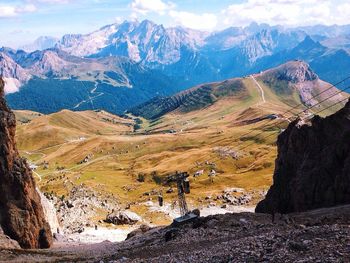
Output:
[[1, 20, 350, 114]]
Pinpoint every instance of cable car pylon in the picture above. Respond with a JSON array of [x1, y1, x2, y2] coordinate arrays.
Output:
[[166, 171, 199, 225]]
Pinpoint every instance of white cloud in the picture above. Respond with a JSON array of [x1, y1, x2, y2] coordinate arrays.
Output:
[[0, 4, 37, 18], [169, 11, 217, 30], [27, 0, 74, 3], [18, 4, 37, 13], [336, 3, 350, 24], [131, 0, 174, 15], [221, 0, 349, 27], [0, 0, 74, 18], [0, 6, 17, 17]]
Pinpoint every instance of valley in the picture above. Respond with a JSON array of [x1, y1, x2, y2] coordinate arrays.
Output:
[[1, 1, 350, 261], [14, 61, 349, 238]]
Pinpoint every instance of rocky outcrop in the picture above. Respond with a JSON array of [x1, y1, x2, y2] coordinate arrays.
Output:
[[0, 77, 52, 248], [49, 185, 119, 234], [38, 189, 60, 235], [261, 60, 318, 84], [105, 211, 141, 225], [0, 52, 31, 93], [0, 226, 21, 249], [256, 100, 350, 214]]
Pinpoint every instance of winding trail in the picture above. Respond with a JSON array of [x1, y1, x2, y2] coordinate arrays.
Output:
[[73, 82, 104, 109], [251, 75, 266, 104]]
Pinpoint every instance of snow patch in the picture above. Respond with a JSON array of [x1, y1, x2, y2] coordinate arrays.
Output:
[[67, 227, 136, 244]]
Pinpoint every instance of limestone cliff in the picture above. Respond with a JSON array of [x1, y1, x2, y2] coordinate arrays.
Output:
[[256, 99, 350, 214], [0, 77, 52, 248]]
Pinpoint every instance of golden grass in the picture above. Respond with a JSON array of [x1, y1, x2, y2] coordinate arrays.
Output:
[[17, 76, 341, 223]]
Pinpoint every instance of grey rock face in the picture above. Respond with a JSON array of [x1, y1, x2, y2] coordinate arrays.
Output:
[[256, 100, 350, 214]]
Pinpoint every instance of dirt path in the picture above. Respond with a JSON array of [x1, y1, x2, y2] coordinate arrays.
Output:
[[251, 75, 266, 104]]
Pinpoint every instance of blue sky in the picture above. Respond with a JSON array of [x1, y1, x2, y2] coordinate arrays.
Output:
[[1, 0, 350, 48]]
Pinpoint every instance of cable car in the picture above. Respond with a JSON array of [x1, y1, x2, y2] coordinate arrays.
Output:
[[158, 195, 164, 207], [183, 178, 190, 194]]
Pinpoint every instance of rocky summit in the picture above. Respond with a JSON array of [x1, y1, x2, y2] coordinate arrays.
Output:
[[0, 77, 52, 249], [256, 99, 350, 214]]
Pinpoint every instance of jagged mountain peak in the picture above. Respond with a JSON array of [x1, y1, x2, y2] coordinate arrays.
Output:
[[0, 52, 31, 93], [297, 35, 323, 49], [55, 19, 209, 63], [19, 36, 59, 53]]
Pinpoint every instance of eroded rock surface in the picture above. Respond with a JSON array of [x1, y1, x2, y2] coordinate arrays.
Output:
[[0, 77, 52, 248], [105, 211, 141, 225], [2, 205, 350, 262], [0, 226, 20, 249], [256, 100, 350, 214]]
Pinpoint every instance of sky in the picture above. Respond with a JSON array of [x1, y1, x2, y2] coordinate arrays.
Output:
[[0, 0, 350, 48]]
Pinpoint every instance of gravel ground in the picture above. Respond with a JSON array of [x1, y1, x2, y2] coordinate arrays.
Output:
[[1, 205, 350, 262]]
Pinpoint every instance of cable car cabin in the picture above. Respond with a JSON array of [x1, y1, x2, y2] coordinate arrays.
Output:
[[183, 179, 190, 194], [158, 195, 164, 207]]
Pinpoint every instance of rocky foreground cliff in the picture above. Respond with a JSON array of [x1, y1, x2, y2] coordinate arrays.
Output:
[[0, 77, 52, 249], [256, 99, 350, 214], [1, 205, 350, 262]]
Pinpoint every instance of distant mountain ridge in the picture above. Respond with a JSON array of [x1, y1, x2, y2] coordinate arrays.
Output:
[[1, 20, 350, 114], [20, 36, 59, 53], [51, 20, 350, 87]]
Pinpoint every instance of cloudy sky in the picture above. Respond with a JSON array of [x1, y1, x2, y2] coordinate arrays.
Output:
[[1, 0, 350, 48]]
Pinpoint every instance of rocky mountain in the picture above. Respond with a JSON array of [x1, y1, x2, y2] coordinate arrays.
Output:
[[237, 29, 306, 63], [253, 36, 350, 88], [52, 20, 350, 90], [0, 77, 52, 248], [0, 52, 31, 94], [54, 21, 306, 81], [1, 20, 350, 114], [20, 36, 59, 53], [258, 60, 343, 107], [256, 99, 350, 214], [57, 20, 208, 65]]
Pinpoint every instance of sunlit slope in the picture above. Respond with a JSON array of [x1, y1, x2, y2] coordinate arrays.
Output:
[[16, 93, 281, 224], [14, 110, 43, 124], [15, 109, 134, 151], [130, 61, 346, 127]]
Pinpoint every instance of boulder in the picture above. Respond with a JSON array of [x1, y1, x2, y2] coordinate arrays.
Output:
[[105, 211, 141, 225], [256, 100, 350, 214], [0, 77, 53, 249], [126, 224, 151, 239]]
